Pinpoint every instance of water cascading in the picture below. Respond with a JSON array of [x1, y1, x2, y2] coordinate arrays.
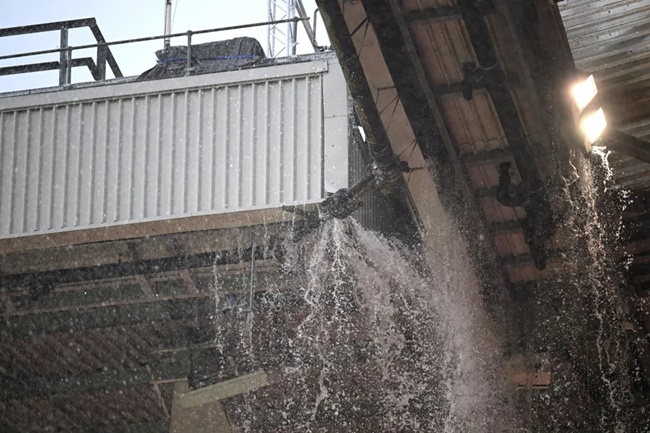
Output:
[[210, 195, 522, 431], [207, 150, 638, 432], [535, 149, 632, 432]]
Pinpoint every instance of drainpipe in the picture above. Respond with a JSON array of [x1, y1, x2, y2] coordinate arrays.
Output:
[[317, 1, 398, 170], [300, 0, 405, 220]]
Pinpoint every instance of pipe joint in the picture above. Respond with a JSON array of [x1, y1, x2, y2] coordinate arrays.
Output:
[[371, 158, 409, 194]]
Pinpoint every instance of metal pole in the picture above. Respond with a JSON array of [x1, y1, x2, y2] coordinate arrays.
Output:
[[59, 27, 69, 86], [65, 46, 72, 85], [96, 43, 107, 80], [267, 0, 274, 57], [313, 8, 319, 47], [287, 0, 296, 56], [295, 0, 318, 52], [164, 0, 172, 49], [291, 17, 298, 56], [185, 30, 192, 76]]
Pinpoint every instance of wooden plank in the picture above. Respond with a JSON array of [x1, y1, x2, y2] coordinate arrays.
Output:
[[180, 270, 200, 295], [137, 275, 156, 299], [178, 371, 269, 408]]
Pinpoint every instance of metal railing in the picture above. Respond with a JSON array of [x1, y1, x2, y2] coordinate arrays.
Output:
[[0, 18, 122, 85], [0, 16, 309, 87]]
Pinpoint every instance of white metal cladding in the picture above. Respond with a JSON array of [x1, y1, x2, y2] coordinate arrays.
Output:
[[0, 58, 349, 238]]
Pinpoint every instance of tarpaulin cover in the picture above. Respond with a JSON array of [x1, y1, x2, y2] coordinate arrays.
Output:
[[138, 37, 266, 80]]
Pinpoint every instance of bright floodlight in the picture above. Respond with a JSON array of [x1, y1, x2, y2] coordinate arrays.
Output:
[[580, 107, 607, 144], [571, 75, 598, 112]]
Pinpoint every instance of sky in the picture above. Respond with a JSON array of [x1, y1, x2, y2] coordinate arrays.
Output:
[[0, 0, 325, 92]]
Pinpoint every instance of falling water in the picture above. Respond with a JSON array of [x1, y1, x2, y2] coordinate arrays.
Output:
[[548, 149, 632, 432], [209, 200, 521, 432], [207, 151, 642, 432]]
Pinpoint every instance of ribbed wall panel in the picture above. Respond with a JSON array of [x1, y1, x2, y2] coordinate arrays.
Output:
[[0, 59, 345, 239]]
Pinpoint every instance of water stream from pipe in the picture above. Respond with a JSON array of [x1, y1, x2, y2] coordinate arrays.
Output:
[[212, 211, 521, 431], [209, 152, 638, 432]]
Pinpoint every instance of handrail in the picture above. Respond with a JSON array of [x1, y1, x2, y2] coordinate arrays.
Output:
[[0, 17, 308, 62], [0, 16, 308, 86], [0, 18, 100, 37], [0, 17, 122, 85]]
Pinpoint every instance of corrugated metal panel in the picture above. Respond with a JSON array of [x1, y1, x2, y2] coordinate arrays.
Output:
[[560, 0, 650, 135], [0, 59, 348, 239], [611, 155, 650, 190], [559, 0, 650, 191], [349, 113, 393, 233], [559, 0, 650, 67]]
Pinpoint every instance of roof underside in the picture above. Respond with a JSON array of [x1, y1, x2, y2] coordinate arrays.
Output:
[[318, 0, 650, 429], [560, 0, 650, 192]]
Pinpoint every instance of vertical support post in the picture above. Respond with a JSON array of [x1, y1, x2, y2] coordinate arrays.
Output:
[[66, 46, 73, 85], [295, 0, 318, 52], [164, 0, 172, 49], [291, 17, 299, 56], [313, 8, 320, 46], [185, 30, 193, 76], [287, 0, 297, 56], [59, 27, 69, 86], [96, 43, 107, 80]]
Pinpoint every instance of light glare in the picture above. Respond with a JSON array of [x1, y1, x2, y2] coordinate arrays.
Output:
[[580, 107, 607, 144], [571, 75, 598, 112]]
